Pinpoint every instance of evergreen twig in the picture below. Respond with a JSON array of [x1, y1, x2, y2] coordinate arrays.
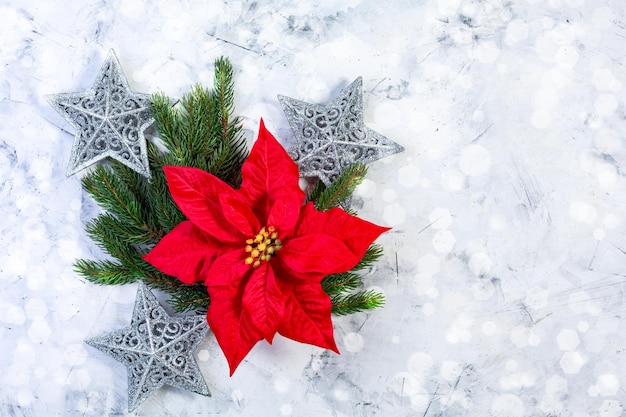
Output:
[[74, 259, 137, 286], [331, 290, 386, 316], [168, 284, 211, 314], [353, 244, 383, 271], [310, 163, 368, 212], [322, 272, 363, 296]]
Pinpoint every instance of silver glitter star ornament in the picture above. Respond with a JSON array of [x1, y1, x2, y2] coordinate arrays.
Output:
[[46, 49, 153, 177], [278, 77, 404, 186], [86, 282, 210, 412]]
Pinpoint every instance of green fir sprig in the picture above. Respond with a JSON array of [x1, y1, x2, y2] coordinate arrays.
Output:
[[331, 290, 386, 316], [75, 57, 385, 315], [75, 57, 245, 311]]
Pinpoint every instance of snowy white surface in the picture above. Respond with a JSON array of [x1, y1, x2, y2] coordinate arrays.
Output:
[[2, 0, 626, 415]]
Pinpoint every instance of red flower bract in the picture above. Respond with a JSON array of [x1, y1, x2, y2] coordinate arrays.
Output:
[[144, 120, 390, 375]]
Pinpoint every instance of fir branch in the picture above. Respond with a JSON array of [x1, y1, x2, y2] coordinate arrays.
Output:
[[149, 59, 247, 187], [322, 272, 362, 296], [84, 217, 146, 275], [311, 163, 368, 212], [82, 165, 159, 239], [353, 244, 384, 271], [331, 290, 386, 316], [149, 93, 184, 159], [74, 259, 138, 285], [146, 143, 185, 233], [181, 84, 217, 166], [87, 213, 156, 247], [109, 160, 150, 206], [214, 56, 235, 143], [137, 264, 210, 313], [211, 57, 247, 186], [167, 284, 211, 313], [204, 133, 247, 186], [140, 266, 183, 289]]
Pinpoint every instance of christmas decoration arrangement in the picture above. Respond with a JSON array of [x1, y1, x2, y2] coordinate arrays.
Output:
[[47, 50, 403, 411]]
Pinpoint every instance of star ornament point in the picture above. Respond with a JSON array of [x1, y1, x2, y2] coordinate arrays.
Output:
[[85, 282, 210, 412], [278, 77, 404, 186], [46, 49, 154, 178], [144, 120, 390, 375]]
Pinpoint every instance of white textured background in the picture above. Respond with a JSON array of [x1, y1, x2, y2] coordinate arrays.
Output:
[[2, 0, 626, 415]]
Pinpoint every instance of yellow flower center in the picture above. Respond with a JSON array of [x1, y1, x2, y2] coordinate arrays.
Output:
[[244, 226, 282, 268]]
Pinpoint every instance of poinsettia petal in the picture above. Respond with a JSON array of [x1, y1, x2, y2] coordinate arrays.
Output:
[[267, 194, 302, 237], [241, 264, 286, 343], [164, 165, 243, 243], [239, 120, 304, 225], [277, 282, 338, 353], [205, 248, 250, 287], [206, 283, 266, 376], [295, 202, 390, 259], [278, 234, 359, 280], [219, 194, 261, 237], [143, 221, 222, 284], [205, 255, 286, 374]]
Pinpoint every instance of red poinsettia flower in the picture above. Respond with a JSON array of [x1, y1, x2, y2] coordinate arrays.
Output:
[[144, 120, 389, 375]]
